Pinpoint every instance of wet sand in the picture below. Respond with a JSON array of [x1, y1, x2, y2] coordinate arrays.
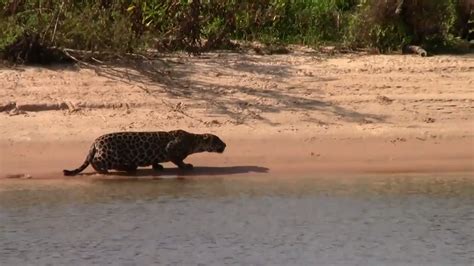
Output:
[[1, 136, 473, 179]]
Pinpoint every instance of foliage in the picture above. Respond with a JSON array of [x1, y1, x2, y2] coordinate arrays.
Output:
[[0, 0, 469, 63]]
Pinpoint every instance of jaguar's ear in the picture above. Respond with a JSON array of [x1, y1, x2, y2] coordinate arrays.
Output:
[[202, 134, 210, 140]]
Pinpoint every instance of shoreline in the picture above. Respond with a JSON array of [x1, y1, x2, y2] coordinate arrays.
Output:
[[1, 52, 473, 180], [1, 135, 473, 180]]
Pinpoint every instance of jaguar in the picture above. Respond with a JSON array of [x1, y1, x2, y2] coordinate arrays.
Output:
[[63, 130, 226, 176]]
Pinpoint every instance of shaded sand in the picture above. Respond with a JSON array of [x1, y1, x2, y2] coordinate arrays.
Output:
[[1, 49, 473, 179]]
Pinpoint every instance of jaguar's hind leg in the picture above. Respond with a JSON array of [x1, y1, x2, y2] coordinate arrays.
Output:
[[91, 160, 109, 174], [115, 165, 138, 173]]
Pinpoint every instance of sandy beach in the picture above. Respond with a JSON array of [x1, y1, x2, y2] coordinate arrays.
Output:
[[1, 49, 473, 179]]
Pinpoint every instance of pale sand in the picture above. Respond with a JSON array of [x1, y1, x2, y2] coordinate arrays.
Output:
[[1, 49, 473, 179]]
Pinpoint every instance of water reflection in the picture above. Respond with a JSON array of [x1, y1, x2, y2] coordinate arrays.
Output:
[[1, 174, 473, 265]]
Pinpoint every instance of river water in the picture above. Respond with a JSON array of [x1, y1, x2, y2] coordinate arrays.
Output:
[[1, 174, 473, 266]]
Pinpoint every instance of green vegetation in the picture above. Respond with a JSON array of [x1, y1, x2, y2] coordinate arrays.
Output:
[[0, 0, 471, 63]]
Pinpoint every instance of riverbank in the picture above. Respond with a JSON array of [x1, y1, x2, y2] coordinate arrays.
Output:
[[1, 136, 473, 179], [1, 50, 473, 179]]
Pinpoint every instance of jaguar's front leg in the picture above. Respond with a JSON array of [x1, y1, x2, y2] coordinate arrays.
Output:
[[152, 163, 164, 171], [171, 159, 193, 170], [166, 137, 194, 170]]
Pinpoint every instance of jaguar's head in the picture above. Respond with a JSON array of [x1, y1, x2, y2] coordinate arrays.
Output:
[[199, 133, 226, 153]]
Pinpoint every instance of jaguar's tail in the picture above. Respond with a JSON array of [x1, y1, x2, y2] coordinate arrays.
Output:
[[63, 144, 96, 176]]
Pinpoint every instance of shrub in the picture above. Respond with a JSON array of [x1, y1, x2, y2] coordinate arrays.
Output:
[[345, 0, 459, 52], [0, 0, 469, 63]]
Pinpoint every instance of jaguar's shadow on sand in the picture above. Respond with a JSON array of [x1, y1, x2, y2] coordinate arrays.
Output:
[[79, 165, 269, 178]]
